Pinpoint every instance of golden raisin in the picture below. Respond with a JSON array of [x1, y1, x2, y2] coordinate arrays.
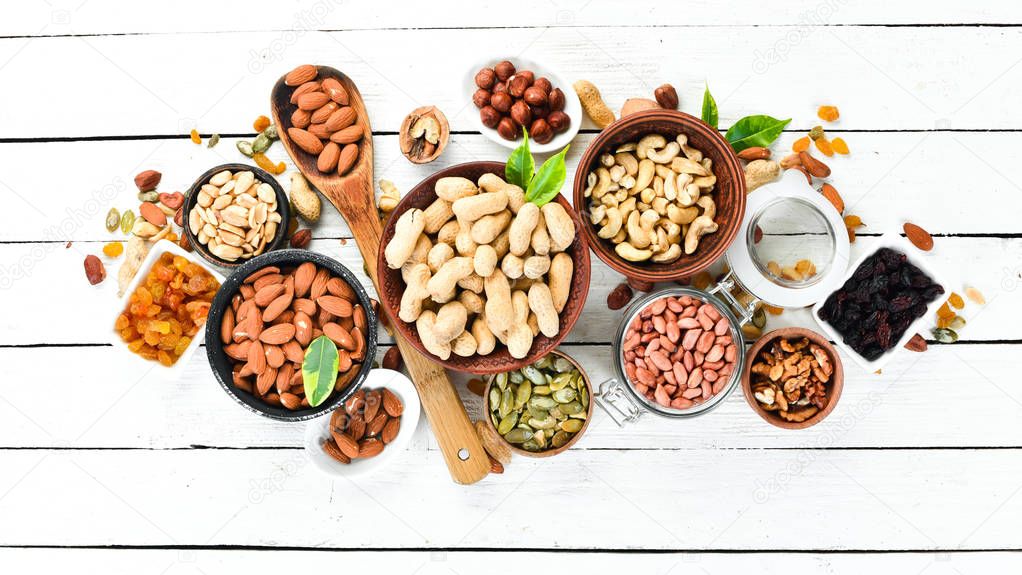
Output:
[[817, 106, 840, 122], [937, 302, 955, 319], [815, 137, 834, 157], [831, 137, 850, 154], [190, 129, 201, 144], [253, 115, 271, 132], [792, 136, 810, 152], [843, 214, 863, 228], [948, 292, 965, 309], [103, 242, 124, 257], [253, 152, 286, 175]]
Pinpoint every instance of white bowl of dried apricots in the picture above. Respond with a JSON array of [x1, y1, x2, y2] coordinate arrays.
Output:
[[111, 239, 224, 377]]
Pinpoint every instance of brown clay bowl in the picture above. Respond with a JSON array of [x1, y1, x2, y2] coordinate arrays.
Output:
[[741, 327, 844, 429], [572, 109, 746, 284], [377, 161, 591, 374], [481, 348, 594, 458]]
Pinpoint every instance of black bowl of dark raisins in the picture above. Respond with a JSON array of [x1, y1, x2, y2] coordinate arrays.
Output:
[[813, 235, 946, 371]]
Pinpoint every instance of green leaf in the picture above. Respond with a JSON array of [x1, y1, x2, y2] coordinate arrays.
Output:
[[701, 84, 718, 129], [302, 335, 339, 407], [524, 145, 570, 207], [725, 115, 791, 152], [505, 127, 535, 190]]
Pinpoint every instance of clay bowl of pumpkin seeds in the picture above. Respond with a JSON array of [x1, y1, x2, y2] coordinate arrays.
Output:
[[482, 349, 593, 458]]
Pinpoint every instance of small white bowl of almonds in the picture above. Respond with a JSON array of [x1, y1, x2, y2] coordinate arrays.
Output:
[[183, 163, 290, 268]]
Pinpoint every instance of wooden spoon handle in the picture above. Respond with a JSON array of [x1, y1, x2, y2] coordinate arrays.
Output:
[[343, 197, 489, 485]]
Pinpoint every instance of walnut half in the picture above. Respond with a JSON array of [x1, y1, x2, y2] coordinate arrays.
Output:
[[399, 105, 449, 164]]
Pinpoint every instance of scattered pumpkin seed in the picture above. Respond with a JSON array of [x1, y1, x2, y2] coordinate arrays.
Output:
[[752, 307, 766, 329], [949, 316, 966, 331], [119, 210, 135, 234], [105, 208, 120, 232], [486, 353, 588, 454], [137, 191, 159, 203], [236, 140, 254, 157], [207, 133, 221, 148], [262, 125, 278, 140], [932, 328, 959, 343], [252, 133, 271, 154]]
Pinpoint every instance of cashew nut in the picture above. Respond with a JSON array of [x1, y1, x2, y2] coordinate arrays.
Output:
[[598, 207, 623, 239], [614, 152, 639, 176], [626, 210, 658, 249], [614, 242, 653, 262], [671, 157, 710, 176], [684, 215, 719, 255], [652, 243, 682, 263], [631, 159, 655, 194], [637, 134, 667, 160], [646, 141, 681, 164], [696, 195, 716, 220], [590, 167, 611, 199]]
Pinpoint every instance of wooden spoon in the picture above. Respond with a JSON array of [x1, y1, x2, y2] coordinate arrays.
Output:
[[270, 66, 489, 484]]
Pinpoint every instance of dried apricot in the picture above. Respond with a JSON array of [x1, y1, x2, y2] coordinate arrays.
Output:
[[937, 302, 955, 319], [190, 129, 201, 144], [843, 214, 863, 228], [817, 106, 840, 122], [103, 242, 124, 258], [815, 137, 834, 157], [253, 115, 271, 132], [792, 136, 810, 152], [831, 137, 850, 154], [948, 292, 964, 309]]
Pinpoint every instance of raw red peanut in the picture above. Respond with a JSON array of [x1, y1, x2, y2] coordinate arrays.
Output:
[[653, 83, 679, 109], [798, 152, 831, 178], [84, 255, 105, 285], [139, 202, 167, 226], [134, 170, 161, 192], [158, 191, 184, 209], [737, 147, 771, 161]]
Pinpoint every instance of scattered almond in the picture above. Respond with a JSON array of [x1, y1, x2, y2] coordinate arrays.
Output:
[[903, 222, 934, 251]]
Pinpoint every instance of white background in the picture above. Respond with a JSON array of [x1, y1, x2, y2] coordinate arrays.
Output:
[[1, 0, 1021, 572]]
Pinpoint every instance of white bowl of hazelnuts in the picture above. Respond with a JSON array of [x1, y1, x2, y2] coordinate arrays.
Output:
[[465, 57, 582, 154]]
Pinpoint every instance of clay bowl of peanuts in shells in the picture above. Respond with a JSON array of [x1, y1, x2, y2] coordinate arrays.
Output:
[[573, 109, 746, 283], [376, 161, 591, 374], [183, 163, 290, 268], [741, 327, 844, 429], [205, 249, 378, 421]]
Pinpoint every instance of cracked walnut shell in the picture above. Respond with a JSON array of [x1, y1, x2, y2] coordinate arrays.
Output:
[[399, 106, 449, 164]]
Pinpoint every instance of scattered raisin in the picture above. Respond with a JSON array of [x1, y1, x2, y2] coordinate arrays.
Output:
[[831, 137, 850, 154], [253, 115, 271, 132], [817, 106, 840, 122], [815, 137, 834, 157], [190, 129, 201, 144], [792, 136, 810, 152], [103, 242, 123, 258], [948, 292, 964, 309]]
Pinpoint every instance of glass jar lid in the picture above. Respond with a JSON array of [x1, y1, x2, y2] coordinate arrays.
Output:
[[726, 171, 850, 309]]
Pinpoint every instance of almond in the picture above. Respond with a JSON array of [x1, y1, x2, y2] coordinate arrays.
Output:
[[381, 417, 400, 444], [323, 322, 355, 351], [291, 298, 316, 316], [253, 273, 284, 292], [247, 340, 266, 375], [297, 91, 330, 111], [265, 344, 285, 368], [321, 77, 349, 105], [903, 222, 934, 251], [798, 151, 831, 178], [324, 107, 356, 132], [279, 392, 301, 410], [381, 347, 403, 371], [282, 340, 305, 364], [310, 101, 339, 124], [488, 455, 505, 474], [256, 367, 276, 396], [381, 388, 404, 417], [308, 122, 333, 140], [364, 389, 382, 422], [259, 323, 296, 345], [357, 438, 384, 458], [291, 108, 311, 129], [290, 229, 312, 249], [344, 389, 366, 414], [336, 143, 359, 176], [329, 125, 363, 145], [289, 81, 320, 105], [134, 169, 161, 192], [244, 266, 280, 284], [367, 411, 389, 437], [287, 127, 324, 155], [348, 414, 366, 440], [285, 64, 318, 87], [326, 277, 356, 300], [293, 311, 313, 346], [332, 430, 360, 459], [138, 202, 167, 226], [321, 438, 351, 464], [737, 147, 771, 161], [293, 262, 316, 297], [820, 183, 844, 214], [254, 283, 285, 307], [317, 295, 353, 317], [262, 290, 294, 323], [317, 142, 340, 172]]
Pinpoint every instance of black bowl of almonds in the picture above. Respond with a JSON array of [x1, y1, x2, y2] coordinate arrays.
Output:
[[183, 163, 290, 268], [481, 349, 593, 457]]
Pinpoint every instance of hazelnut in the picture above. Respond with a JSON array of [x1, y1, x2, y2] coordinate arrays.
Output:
[[533, 77, 552, 94], [530, 119, 553, 144], [510, 100, 532, 127], [508, 74, 532, 98], [517, 70, 535, 85], [479, 106, 501, 129], [492, 82, 508, 95], [494, 60, 516, 81], [491, 91, 513, 113], [524, 86, 548, 107], [496, 117, 520, 141], [530, 104, 549, 120], [547, 111, 570, 133], [654, 83, 679, 110], [475, 68, 496, 90], [548, 88, 566, 111], [472, 88, 491, 109]]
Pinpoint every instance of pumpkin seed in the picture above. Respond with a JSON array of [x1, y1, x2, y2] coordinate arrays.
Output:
[[497, 412, 519, 435], [489, 387, 500, 412], [551, 430, 571, 448], [553, 357, 573, 372], [516, 380, 532, 408], [509, 371, 524, 384], [533, 385, 551, 395], [949, 316, 966, 331], [262, 124, 278, 140], [552, 387, 576, 403], [534, 355, 552, 369], [496, 372, 508, 391], [529, 395, 557, 410], [119, 210, 135, 234], [207, 133, 221, 148], [252, 133, 271, 154], [932, 328, 959, 343], [550, 372, 572, 391], [236, 140, 254, 157], [499, 388, 513, 418], [521, 439, 542, 451], [529, 416, 557, 430], [504, 428, 533, 444], [137, 191, 159, 203], [560, 419, 583, 433], [752, 307, 766, 329], [105, 208, 120, 232], [522, 365, 545, 385], [527, 405, 548, 420], [559, 401, 583, 415]]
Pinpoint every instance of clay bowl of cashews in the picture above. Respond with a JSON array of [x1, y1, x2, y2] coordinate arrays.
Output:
[[376, 161, 591, 374], [573, 109, 746, 285]]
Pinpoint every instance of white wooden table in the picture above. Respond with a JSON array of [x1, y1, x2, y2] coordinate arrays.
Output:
[[2, 2, 1021, 572]]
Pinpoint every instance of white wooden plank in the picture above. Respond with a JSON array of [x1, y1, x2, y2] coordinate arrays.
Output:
[[1, 344, 1018, 449], [5, 0, 1021, 36], [1, 447, 1020, 549], [0, 235, 1011, 346], [0, 548, 1018, 574], [2, 27, 1021, 136], [0, 131, 1014, 242]]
